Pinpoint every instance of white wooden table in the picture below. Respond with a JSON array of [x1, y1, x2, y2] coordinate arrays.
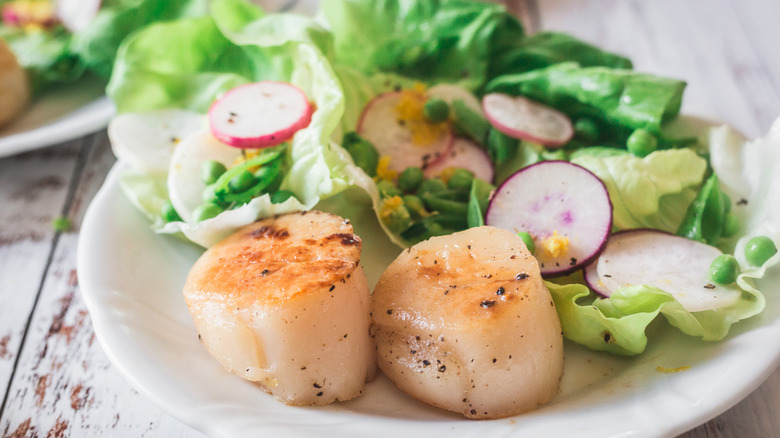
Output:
[[1, 0, 778, 436]]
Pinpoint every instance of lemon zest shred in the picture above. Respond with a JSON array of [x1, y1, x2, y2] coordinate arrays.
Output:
[[375, 156, 397, 181], [656, 366, 691, 374], [542, 231, 570, 258]]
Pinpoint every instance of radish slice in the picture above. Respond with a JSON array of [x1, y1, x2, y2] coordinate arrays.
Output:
[[209, 81, 313, 149], [583, 260, 611, 298], [482, 93, 573, 148], [424, 137, 494, 183], [595, 230, 742, 312], [109, 109, 205, 175], [357, 91, 453, 173], [426, 84, 483, 116], [168, 129, 242, 223], [56, 0, 101, 32], [485, 161, 612, 276]]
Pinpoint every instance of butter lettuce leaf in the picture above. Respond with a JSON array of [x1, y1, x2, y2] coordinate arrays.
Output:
[[571, 148, 707, 232], [487, 62, 686, 143], [108, 0, 369, 247]]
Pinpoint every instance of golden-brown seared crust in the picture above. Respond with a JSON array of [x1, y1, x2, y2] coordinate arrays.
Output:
[[184, 211, 362, 309]]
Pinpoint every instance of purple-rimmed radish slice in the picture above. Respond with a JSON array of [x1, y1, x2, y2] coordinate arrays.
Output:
[[583, 260, 611, 298], [595, 230, 742, 312], [482, 93, 573, 148], [209, 81, 313, 149], [357, 91, 453, 173], [485, 161, 612, 276], [424, 137, 494, 182]]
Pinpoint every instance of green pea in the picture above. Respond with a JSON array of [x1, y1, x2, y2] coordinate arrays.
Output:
[[423, 98, 450, 123], [192, 202, 223, 222], [517, 231, 535, 254], [574, 118, 599, 143], [201, 160, 227, 185], [160, 200, 182, 223], [722, 213, 740, 238], [381, 202, 411, 234], [342, 132, 380, 177], [403, 194, 427, 220], [271, 190, 297, 204], [745, 235, 777, 266], [417, 178, 447, 196], [626, 129, 658, 157], [398, 167, 424, 193], [377, 179, 402, 198], [709, 254, 739, 285], [229, 170, 257, 193], [446, 168, 474, 192]]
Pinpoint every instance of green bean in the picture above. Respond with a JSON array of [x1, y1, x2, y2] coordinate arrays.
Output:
[[201, 160, 227, 185], [446, 168, 474, 192], [452, 99, 490, 144], [398, 167, 424, 193], [377, 179, 402, 198], [421, 192, 469, 216], [403, 195, 428, 220], [192, 202, 223, 222], [270, 190, 297, 204], [487, 128, 518, 164], [423, 98, 450, 123], [709, 254, 739, 284], [745, 236, 777, 266], [626, 129, 658, 157]]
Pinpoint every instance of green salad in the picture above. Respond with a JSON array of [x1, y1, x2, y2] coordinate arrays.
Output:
[[105, 0, 779, 356]]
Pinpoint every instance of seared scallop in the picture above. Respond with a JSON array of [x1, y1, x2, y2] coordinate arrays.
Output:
[[0, 38, 29, 127], [372, 226, 563, 419], [183, 211, 376, 406]]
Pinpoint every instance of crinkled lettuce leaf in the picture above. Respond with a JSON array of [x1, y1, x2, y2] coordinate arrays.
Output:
[[319, 0, 524, 91], [487, 62, 686, 143], [550, 118, 780, 356], [71, 0, 209, 78], [571, 148, 707, 232], [109, 0, 369, 247]]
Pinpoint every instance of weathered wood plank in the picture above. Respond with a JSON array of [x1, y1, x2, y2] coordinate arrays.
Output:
[[0, 141, 82, 411], [0, 135, 206, 438]]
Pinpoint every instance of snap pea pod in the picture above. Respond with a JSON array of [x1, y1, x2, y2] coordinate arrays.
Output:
[[210, 147, 284, 200], [420, 192, 469, 217], [452, 99, 490, 145], [218, 159, 284, 205]]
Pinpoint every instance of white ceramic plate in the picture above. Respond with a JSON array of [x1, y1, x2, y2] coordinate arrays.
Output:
[[0, 76, 115, 158], [78, 162, 780, 438]]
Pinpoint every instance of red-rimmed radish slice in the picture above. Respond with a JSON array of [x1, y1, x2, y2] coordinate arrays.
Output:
[[424, 137, 494, 182], [482, 93, 573, 148], [583, 260, 611, 298], [209, 81, 313, 149], [357, 91, 453, 173], [426, 84, 483, 115], [485, 161, 612, 276], [56, 0, 101, 32], [595, 230, 742, 312]]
